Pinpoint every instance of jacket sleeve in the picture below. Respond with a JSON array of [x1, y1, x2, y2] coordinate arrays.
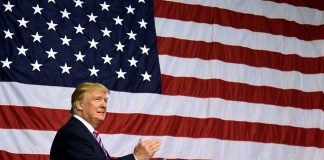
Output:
[[117, 154, 136, 160]]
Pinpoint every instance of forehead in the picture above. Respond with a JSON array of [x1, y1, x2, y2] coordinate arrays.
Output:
[[86, 90, 108, 99]]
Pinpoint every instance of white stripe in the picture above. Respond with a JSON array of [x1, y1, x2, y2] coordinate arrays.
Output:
[[0, 129, 323, 160], [0, 129, 55, 154], [0, 82, 73, 109], [155, 17, 324, 58], [159, 55, 324, 92], [1, 82, 324, 130], [167, 0, 324, 25]]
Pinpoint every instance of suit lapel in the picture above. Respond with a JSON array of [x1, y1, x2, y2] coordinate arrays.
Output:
[[70, 117, 110, 159]]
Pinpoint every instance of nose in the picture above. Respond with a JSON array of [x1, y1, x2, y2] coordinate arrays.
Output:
[[100, 100, 107, 109]]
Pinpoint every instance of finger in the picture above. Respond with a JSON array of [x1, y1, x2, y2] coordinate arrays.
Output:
[[150, 142, 161, 149], [148, 143, 161, 153], [142, 139, 160, 145]]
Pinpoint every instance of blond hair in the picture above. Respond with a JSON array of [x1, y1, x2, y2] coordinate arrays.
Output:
[[70, 82, 109, 114]]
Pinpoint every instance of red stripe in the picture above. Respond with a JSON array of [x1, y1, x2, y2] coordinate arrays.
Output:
[[0, 105, 70, 130], [1, 105, 324, 148], [154, 0, 324, 41], [264, 0, 324, 10], [0, 150, 48, 160], [161, 74, 324, 110], [157, 37, 324, 74], [0, 150, 185, 160], [0, 150, 199, 160]]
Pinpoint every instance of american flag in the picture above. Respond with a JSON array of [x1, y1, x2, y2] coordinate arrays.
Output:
[[1, 0, 324, 159]]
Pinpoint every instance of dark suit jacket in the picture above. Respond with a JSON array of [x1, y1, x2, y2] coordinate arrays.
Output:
[[50, 117, 135, 160]]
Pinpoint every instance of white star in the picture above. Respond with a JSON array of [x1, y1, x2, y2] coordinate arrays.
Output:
[[101, 28, 111, 37], [88, 39, 99, 49], [60, 63, 72, 74], [60, 9, 71, 19], [74, 51, 85, 62], [127, 30, 137, 40], [3, 29, 14, 39], [88, 66, 99, 77], [125, 5, 135, 14], [17, 17, 29, 28], [1, 58, 13, 69], [31, 32, 43, 43], [128, 57, 138, 67], [113, 15, 123, 25], [32, 4, 43, 15], [47, 20, 57, 31], [141, 71, 152, 81], [17, 45, 28, 56], [100, 2, 110, 11], [48, 0, 55, 3], [138, 19, 148, 29], [74, 24, 85, 34], [115, 41, 125, 52], [140, 45, 150, 55], [30, 60, 42, 71], [87, 13, 97, 22], [60, 35, 71, 46], [116, 68, 126, 79], [138, 0, 145, 3], [46, 48, 57, 59], [3, 1, 14, 12], [101, 54, 112, 64], [73, 0, 84, 8]]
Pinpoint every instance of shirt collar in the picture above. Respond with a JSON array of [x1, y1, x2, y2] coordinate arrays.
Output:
[[73, 114, 95, 133]]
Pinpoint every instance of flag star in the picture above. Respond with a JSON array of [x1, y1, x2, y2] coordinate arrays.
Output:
[[73, 0, 84, 8], [125, 5, 135, 14], [17, 17, 29, 28], [128, 57, 138, 67], [101, 54, 112, 64], [3, 1, 14, 12], [30, 60, 42, 71], [32, 4, 43, 15], [88, 39, 99, 49], [88, 66, 99, 77], [87, 13, 97, 22], [31, 32, 43, 43], [140, 45, 150, 55], [60, 63, 72, 74], [113, 15, 123, 25], [115, 41, 125, 52], [74, 51, 85, 62], [1, 58, 13, 69], [60, 9, 71, 19], [60, 35, 72, 46], [127, 30, 137, 40], [100, 2, 110, 11], [116, 68, 126, 79], [46, 48, 57, 59], [138, 0, 145, 3], [138, 19, 148, 29], [101, 28, 111, 37], [17, 45, 28, 56], [47, 20, 58, 31], [3, 29, 14, 39], [141, 71, 152, 81], [48, 0, 55, 3], [74, 24, 85, 34]]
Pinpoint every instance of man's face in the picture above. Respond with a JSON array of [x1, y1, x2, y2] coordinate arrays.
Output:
[[78, 90, 108, 128]]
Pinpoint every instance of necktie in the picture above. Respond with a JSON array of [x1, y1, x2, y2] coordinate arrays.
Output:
[[93, 130, 109, 159]]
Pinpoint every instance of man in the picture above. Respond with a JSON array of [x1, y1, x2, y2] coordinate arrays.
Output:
[[50, 82, 161, 160]]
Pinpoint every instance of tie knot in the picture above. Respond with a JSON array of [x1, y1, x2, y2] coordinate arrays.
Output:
[[93, 130, 99, 136]]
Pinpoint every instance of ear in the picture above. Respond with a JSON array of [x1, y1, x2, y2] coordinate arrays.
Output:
[[75, 100, 83, 111]]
